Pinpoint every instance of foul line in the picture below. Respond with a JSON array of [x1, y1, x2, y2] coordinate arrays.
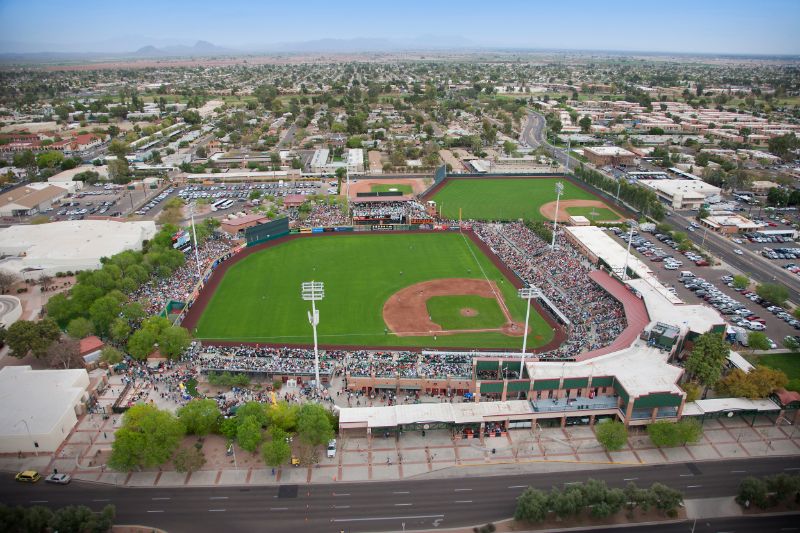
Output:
[[459, 230, 515, 324]]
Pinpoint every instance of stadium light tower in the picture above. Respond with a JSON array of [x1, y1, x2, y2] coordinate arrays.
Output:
[[301, 281, 325, 391], [517, 286, 540, 381], [550, 181, 564, 250], [188, 202, 202, 281]]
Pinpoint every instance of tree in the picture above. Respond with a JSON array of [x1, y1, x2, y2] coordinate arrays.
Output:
[[578, 116, 592, 133], [49, 504, 115, 533], [178, 399, 221, 436], [514, 487, 549, 522], [756, 283, 788, 307], [109, 404, 184, 471], [46, 338, 82, 369], [110, 317, 132, 344], [89, 292, 125, 337], [732, 274, 749, 290], [158, 326, 191, 359], [107, 158, 130, 184], [173, 447, 206, 473], [261, 428, 292, 468], [685, 331, 729, 388], [716, 366, 788, 399], [100, 346, 123, 365], [746, 331, 771, 352], [5, 319, 61, 358], [36, 150, 64, 169], [268, 401, 299, 432], [237, 415, 264, 453], [595, 420, 628, 451], [647, 419, 703, 447], [66, 317, 94, 339], [127, 328, 157, 359], [108, 139, 129, 159], [296, 403, 334, 448], [0, 271, 19, 294], [736, 476, 769, 508]]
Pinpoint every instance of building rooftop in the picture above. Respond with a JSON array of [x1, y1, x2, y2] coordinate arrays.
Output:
[[339, 400, 534, 429], [584, 146, 636, 157], [221, 214, 268, 227], [639, 179, 721, 199]]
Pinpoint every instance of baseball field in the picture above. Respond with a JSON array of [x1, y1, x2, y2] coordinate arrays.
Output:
[[429, 177, 618, 221], [192, 232, 555, 349]]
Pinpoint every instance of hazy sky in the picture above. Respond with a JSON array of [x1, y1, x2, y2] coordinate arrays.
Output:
[[1, 0, 798, 55]]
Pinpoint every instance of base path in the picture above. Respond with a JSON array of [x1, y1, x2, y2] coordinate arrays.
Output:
[[346, 177, 429, 198], [539, 198, 625, 223], [383, 278, 526, 337]]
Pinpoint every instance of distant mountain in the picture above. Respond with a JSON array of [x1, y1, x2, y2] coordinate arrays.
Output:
[[261, 35, 477, 53], [134, 40, 236, 57]]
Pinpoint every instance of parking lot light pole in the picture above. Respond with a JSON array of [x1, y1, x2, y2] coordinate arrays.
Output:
[[518, 287, 540, 380], [301, 281, 325, 392], [550, 182, 564, 250]]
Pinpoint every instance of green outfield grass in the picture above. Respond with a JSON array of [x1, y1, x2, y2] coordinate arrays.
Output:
[[564, 206, 622, 222], [430, 178, 602, 221], [194, 232, 553, 349], [371, 183, 413, 194], [426, 295, 506, 331]]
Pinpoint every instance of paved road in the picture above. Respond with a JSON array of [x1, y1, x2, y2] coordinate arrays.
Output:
[[520, 112, 546, 149], [665, 211, 800, 304], [568, 514, 799, 533], [2, 457, 798, 533]]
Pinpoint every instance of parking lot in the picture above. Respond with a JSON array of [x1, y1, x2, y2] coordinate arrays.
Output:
[[607, 228, 798, 350], [48, 183, 163, 222]]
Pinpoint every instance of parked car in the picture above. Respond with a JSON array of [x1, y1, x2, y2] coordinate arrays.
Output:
[[326, 439, 337, 458], [45, 473, 71, 485], [15, 470, 41, 483]]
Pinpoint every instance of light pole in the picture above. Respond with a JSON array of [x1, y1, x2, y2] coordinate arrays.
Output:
[[622, 221, 634, 281], [188, 202, 202, 281], [550, 182, 564, 250], [301, 281, 325, 392], [15, 419, 36, 457], [518, 287, 540, 381]]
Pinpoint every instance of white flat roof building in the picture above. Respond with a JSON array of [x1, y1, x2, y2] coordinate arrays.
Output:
[[340, 400, 534, 430], [310, 149, 330, 173], [0, 366, 90, 453], [0, 219, 157, 279], [346, 148, 364, 174], [639, 179, 721, 210]]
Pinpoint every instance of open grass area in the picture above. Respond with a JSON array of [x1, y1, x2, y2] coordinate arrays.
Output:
[[370, 183, 413, 195], [565, 206, 622, 222], [426, 295, 506, 331], [757, 353, 800, 391], [194, 232, 553, 349], [430, 178, 602, 221]]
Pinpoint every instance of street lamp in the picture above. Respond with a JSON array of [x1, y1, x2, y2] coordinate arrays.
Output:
[[518, 286, 540, 381], [301, 281, 325, 392], [550, 182, 564, 250], [15, 419, 36, 457]]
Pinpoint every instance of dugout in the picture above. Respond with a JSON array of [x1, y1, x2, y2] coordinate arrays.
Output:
[[244, 217, 289, 247]]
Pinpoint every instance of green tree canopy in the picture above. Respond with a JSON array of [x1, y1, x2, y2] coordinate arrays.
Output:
[[716, 366, 788, 399], [261, 428, 292, 467], [178, 399, 221, 436], [237, 415, 264, 453], [685, 332, 729, 387], [595, 420, 628, 451], [296, 403, 334, 447], [109, 404, 184, 471], [756, 283, 789, 307], [5, 319, 61, 358], [66, 317, 94, 339]]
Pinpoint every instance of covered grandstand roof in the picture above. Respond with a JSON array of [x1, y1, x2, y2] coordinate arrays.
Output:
[[339, 400, 534, 429], [0, 219, 156, 278]]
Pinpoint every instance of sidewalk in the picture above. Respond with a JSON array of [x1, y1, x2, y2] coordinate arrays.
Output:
[[2, 407, 797, 488]]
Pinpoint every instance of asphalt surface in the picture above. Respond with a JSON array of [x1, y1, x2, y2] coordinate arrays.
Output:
[[520, 112, 546, 149], [566, 514, 800, 533], [2, 457, 799, 533]]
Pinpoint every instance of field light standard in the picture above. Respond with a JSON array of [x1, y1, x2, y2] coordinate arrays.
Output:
[[188, 202, 202, 281], [517, 286, 540, 382], [301, 281, 325, 392], [550, 181, 564, 250]]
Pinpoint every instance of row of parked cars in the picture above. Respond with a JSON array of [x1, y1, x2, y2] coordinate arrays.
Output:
[[611, 229, 709, 267], [179, 182, 320, 201], [15, 470, 70, 484], [742, 233, 795, 244], [761, 247, 800, 260], [135, 187, 175, 216], [682, 274, 769, 331]]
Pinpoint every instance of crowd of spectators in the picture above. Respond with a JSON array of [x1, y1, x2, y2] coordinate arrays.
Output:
[[352, 200, 428, 222], [300, 202, 349, 227], [133, 234, 238, 315], [473, 222, 626, 360]]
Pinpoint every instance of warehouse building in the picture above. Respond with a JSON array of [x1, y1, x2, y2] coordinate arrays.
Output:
[[583, 146, 637, 167], [638, 179, 721, 210]]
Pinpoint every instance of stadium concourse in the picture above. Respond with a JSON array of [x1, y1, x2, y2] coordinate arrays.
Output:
[[148, 211, 739, 433]]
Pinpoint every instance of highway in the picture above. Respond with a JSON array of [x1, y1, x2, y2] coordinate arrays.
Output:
[[2, 457, 799, 533]]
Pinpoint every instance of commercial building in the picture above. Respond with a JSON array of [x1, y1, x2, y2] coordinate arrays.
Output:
[[701, 213, 762, 234], [583, 146, 637, 167], [347, 148, 365, 174], [638, 179, 721, 210], [0, 366, 90, 453], [0, 219, 156, 279], [0, 184, 69, 217], [310, 149, 330, 173], [220, 214, 269, 236], [367, 150, 383, 174]]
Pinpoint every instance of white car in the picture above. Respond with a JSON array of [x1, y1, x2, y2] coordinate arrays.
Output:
[[733, 238, 743, 244], [326, 439, 337, 458], [734, 249, 744, 255]]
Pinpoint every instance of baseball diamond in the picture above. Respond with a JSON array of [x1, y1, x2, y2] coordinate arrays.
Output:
[[184, 231, 560, 350]]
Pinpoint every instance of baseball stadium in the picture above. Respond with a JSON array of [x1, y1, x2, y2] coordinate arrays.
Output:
[[176, 171, 732, 431]]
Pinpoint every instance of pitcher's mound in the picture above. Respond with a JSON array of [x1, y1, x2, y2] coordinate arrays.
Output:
[[460, 307, 478, 317]]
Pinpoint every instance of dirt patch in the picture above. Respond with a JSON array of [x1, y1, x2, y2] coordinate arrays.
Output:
[[346, 178, 428, 198], [539, 199, 625, 223], [460, 307, 478, 317], [383, 278, 526, 337]]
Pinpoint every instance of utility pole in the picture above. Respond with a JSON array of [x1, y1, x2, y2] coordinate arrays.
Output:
[[551, 182, 564, 250]]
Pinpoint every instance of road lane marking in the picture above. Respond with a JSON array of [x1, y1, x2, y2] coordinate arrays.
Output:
[[785, 467, 800, 471], [333, 492, 350, 496], [623, 478, 638, 481], [687, 485, 702, 488], [92, 499, 110, 502], [151, 497, 171, 500], [332, 514, 444, 523], [564, 481, 581, 485], [334, 505, 350, 509], [393, 491, 410, 494], [30, 500, 48, 503], [455, 500, 473, 503], [147, 510, 163, 513], [270, 507, 288, 511], [454, 488, 472, 492], [508, 485, 526, 489], [679, 474, 693, 477], [209, 496, 229, 500], [208, 509, 226, 512], [731, 470, 747, 473], [395, 503, 413, 506]]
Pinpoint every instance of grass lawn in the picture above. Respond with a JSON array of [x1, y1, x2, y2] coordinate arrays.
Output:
[[565, 206, 622, 222], [194, 232, 553, 349], [371, 183, 413, 195], [756, 353, 800, 390], [426, 295, 506, 331], [430, 178, 602, 221]]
